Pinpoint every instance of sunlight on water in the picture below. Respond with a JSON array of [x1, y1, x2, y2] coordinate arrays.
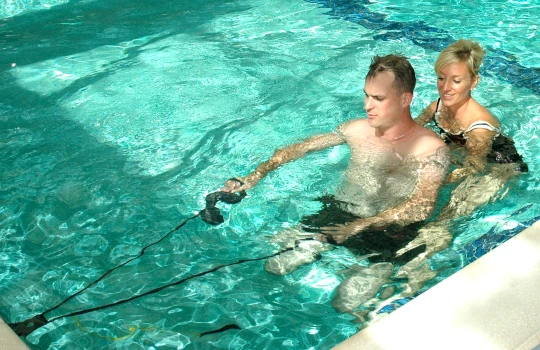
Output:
[[1, 0, 72, 19]]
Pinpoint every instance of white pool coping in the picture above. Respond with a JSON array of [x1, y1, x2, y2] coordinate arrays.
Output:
[[2, 221, 539, 350], [334, 220, 540, 350], [0, 318, 29, 350]]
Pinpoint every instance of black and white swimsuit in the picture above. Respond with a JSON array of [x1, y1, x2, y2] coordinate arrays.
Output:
[[432, 99, 528, 172]]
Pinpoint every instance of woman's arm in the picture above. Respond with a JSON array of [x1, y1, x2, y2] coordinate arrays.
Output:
[[414, 103, 436, 126], [321, 145, 450, 243], [446, 129, 495, 182]]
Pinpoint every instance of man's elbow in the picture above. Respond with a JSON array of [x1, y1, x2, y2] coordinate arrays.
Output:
[[411, 202, 436, 223], [416, 209, 432, 222]]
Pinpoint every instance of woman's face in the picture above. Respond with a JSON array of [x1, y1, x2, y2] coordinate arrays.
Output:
[[437, 61, 478, 111]]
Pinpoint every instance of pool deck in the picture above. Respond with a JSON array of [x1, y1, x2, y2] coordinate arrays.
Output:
[[1, 221, 539, 350]]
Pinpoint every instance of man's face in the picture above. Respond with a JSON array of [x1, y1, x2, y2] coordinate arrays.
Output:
[[363, 71, 406, 130]]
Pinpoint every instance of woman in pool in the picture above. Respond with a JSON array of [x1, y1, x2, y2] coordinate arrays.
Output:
[[397, 39, 528, 270], [416, 39, 527, 183], [416, 39, 527, 213]]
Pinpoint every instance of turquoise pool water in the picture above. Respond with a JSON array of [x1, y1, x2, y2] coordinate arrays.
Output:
[[1, 0, 539, 349]]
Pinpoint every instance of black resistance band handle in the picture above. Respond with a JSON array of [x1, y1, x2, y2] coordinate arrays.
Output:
[[200, 178, 247, 225]]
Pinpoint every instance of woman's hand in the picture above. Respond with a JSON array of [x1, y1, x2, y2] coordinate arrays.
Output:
[[446, 168, 472, 183]]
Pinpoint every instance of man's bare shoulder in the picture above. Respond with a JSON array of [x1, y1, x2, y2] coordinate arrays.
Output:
[[339, 118, 371, 136], [409, 125, 448, 159]]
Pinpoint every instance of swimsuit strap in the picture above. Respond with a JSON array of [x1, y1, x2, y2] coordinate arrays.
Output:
[[464, 120, 501, 136], [435, 98, 443, 113], [434, 100, 501, 139], [433, 98, 446, 131]]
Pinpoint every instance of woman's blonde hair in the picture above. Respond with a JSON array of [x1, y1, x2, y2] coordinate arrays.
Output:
[[435, 39, 486, 78]]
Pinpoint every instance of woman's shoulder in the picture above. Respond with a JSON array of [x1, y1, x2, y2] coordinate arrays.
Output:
[[422, 100, 439, 115], [466, 99, 501, 129], [429, 99, 439, 111]]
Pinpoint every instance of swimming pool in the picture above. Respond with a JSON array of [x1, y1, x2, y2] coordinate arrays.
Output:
[[1, 0, 539, 348]]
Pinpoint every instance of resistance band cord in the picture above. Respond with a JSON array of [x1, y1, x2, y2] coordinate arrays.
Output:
[[9, 180, 299, 337]]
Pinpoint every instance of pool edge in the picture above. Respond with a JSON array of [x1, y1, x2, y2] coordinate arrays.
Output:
[[333, 220, 540, 350], [0, 317, 29, 350]]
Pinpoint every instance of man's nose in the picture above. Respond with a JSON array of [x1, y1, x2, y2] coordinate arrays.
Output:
[[364, 97, 372, 110]]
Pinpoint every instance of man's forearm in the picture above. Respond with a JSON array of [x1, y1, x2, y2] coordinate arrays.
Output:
[[244, 132, 346, 186], [244, 146, 306, 184]]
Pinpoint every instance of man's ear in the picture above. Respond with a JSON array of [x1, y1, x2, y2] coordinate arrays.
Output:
[[401, 92, 413, 107]]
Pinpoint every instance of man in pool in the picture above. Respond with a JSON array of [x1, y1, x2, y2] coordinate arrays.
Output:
[[222, 54, 449, 316]]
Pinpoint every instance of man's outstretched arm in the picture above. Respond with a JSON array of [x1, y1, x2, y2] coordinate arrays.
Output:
[[223, 132, 346, 193]]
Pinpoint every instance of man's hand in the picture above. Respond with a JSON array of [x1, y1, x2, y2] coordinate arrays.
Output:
[[221, 177, 253, 193], [320, 221, 367, 244]]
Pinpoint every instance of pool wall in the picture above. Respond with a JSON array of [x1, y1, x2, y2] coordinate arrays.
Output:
[[333, 220, 540, 350]]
